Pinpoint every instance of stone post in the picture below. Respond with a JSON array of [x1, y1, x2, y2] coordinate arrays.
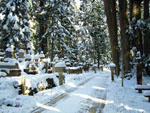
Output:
[[21, 76, 26, 95], [109, 63, 116, 81], [55, 62, 66, 85]]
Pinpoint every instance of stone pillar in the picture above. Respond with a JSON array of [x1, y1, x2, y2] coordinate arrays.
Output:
[[55, 62, 66, 85], [109, 63, 116, 81]]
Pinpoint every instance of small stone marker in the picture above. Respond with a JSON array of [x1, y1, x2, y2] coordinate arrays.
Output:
[[5, 47, 13, 58], [18, 49, 25, 62], [55, 61, 66, 85], [18, 49, 24, 58], [39, 51, 45, 62], [109, 63, 116, 81]]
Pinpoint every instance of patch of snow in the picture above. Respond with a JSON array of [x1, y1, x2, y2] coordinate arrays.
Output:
[[6, 47, 13, 52], [25, 54, 31, 59], [0, 52, 5, 56], [136, 85, 150, 89], [144, 91, 150, 96], [19, 49, 24, 53], [3, 24, 8, 30], [0, 13, 5, 20], [55, 62, 66, 67], [103, 76, 150, 113], [0, 72, 7, 77], [108, 63, 116, 68], [14, 22, 19, 30], [66, 66, 81, 70]]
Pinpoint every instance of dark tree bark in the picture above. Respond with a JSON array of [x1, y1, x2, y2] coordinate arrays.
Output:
[[118, 0, 130, 74], [144, 0, 149, 19], [39, 0, 48, 53], [50, 38, 54, 61], [97, 51, 100, 69], [143, 0, 150, 56], [103, 0, 120, 76], [133, 1, 143, 54], [129, 0, 133, 21]]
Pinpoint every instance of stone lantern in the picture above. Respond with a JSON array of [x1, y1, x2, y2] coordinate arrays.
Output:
[[55, 61, 66, 85], [109, 63, 116, 81]]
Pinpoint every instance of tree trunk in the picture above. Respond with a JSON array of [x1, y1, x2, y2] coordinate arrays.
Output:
[[47, 36, 50, 58], [144, 0, 149, 19], [39, 0, 47, 54], [97, 51, 100, 69], [144, 0, 150, 56], [129, 0, 133, 21], [51, 39, 54, 61], [103, 0, 120, 76], [131, 1, 143, 54], [118, 0, 130, 74]]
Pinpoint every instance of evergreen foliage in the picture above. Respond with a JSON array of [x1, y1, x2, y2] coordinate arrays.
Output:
[[0, 0, 31, 51]]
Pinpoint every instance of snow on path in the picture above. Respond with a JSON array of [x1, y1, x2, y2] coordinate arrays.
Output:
[[102, 76, 150, 113], [32, 76, 94, 113], [33, 70, 111, 113]]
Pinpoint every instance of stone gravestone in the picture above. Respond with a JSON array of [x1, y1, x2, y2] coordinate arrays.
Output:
[[18, 49, 25, 62], [0, 52, 5, 62], [18, 49, 24, 58], [34, 54, 39, 66], [55, 61, 66, 85], [40, 51, 45, 62], [5, 47, 13, 58]]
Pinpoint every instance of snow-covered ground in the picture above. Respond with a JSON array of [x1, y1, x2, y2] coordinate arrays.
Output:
[[0, 70, 100, 113], [0, 68, 150, 113], [39, 69, 111, 113], [103, 75, 150, 113]]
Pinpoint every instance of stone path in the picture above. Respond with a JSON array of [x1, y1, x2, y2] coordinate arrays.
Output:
[[32, 71, 110, 113]]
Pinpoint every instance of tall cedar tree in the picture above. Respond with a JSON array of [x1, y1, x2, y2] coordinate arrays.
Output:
[[118, 0, 130, 74], [103, 0, 120, 76], [144, 0, 150, 56]]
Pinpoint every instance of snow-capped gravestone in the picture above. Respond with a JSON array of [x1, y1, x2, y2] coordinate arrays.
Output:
[[0, 52, 4, 62], [18, 49, 24, 58], [24, 63, 38, 75], [109, 63, 116, 81], [34, 54, 39, 66], [39, 51, 45, 62], [55, 61, 66, 72], [55, 61, 66, 85], [0, 59, 21, 76], [42, 58, 50, 73], [24, 54, 38, 74], [25, 54, 31, 61], [5, 47, 13, 58], [18, 49, 25, 62], [29, 63, 38, 74]]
